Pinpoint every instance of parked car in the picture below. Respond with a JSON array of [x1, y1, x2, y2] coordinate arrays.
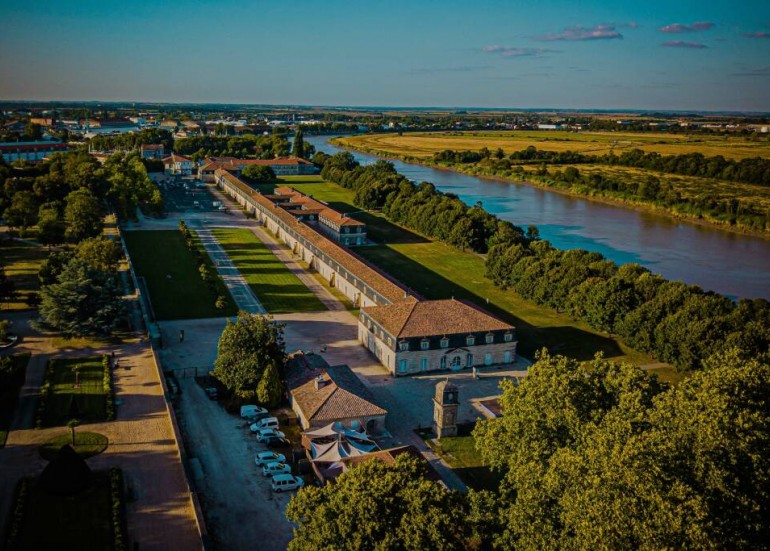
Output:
[[262, 462, 292, 478], [255, 451, 286, 466], [245, 411, 271, 424], [265, 436, 291, 449], [240, 405, 268, 418], [256, 429, 285, 443], [250, 417, 279, 432], [204, 387, 218, 400], [271, 474, 304, 493]]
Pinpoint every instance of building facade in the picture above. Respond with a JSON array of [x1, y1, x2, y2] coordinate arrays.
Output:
[[140, 144, 165, 159], [162, 153, 193, 175], [0, 141, 70, 162]]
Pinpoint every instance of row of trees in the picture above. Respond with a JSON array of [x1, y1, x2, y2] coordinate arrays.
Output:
[[485, 235, 770, 371], [178, 220, 228, 311], [286, 350, 770, 550], [436, 145, 770, 188], [88, 128, 174, 154], [36, 237, 126, 336], [173, 134, 291, 160], [0, 150, 162, 240]]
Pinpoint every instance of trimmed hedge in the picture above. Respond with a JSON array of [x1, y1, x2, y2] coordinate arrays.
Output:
[[3, 477, 30, 550], [35, 362, 55, 429], [103, 355, 115, 421], [110, 468, 127, 551]]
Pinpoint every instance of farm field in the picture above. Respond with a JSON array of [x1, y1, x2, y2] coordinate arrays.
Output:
[[0, 238, 48, 311], [336, 131, 770, 160], [123, 230, 237, 320], [279, 180, 652, 365], [211, 228, 327, 314]]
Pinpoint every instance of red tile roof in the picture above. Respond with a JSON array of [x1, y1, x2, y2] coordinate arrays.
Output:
[[272, 187, 365, 227]]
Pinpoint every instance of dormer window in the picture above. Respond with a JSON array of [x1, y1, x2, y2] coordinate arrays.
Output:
[[485, 333, 494, 344], [466, 335, 475, 346], [420, 339, 430, 350], [504, 332, 513, 343], [440, 337, 449, 349], [399, 341, 409, 352]]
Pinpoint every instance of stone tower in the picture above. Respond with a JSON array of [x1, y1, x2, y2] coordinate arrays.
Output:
[[433, 379, 459, 439]]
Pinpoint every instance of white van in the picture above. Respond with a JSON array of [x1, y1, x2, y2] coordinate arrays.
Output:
[[240, 405, 267, 418], [271, 474, 304, 492], [253, 417, 279, 431]]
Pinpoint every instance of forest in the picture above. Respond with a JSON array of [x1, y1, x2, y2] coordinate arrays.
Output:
[[319, 152, 770, 372]]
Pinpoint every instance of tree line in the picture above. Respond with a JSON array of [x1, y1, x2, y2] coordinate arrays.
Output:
[[173, 134, 292, 160], [286, 350, 770, 550], [318, 152, 770, 372], [88, 128, 174, 154]]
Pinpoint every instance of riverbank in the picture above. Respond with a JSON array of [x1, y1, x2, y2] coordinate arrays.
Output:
[[332, 137, 770, 241]]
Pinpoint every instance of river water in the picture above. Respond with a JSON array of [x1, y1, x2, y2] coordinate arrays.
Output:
[[305, 135, 770, 300]]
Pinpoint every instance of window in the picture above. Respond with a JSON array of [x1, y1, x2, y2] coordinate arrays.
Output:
[[440, 356, 447, 369], [421, 358, 428, 371], [399, 341, 409, 352], [485, 333, 494, 344], [504, 332, 513, 343], [466, 354, 473, 367], [420, 339, 429, 350], [440, 337, 449, 349], [466, 335, 475, 346], [398, 359, 407, 373]]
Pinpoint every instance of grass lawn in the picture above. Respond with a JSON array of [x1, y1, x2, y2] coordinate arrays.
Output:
[[39, 357, 107, 427], [39, 431, 109, 461], [11, 472, 116, 551], [278, 180, 651, 364], [425, 430, 503, 492], [0, 353, 30, 446], [211, 228, 327, 314], [123, 230, 237, 320], [0, 238, 48, 311]]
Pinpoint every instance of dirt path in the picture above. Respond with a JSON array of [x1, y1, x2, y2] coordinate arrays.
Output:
[[0, 314, 202, 551]]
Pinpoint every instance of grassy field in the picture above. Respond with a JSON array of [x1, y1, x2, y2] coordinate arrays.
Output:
[[11, 472, 115, 551], [423, 426, 503, 491], [337, 131, 770, 160], [212, 228, 327, 314], [279, 180, 651, 364], [123, 230, 237, 320], [39, 357, 106, 427], [0, 238, 48, 311]]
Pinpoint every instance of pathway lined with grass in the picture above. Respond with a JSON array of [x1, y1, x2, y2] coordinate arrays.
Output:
[[211, 227, 327, 314], [123, 230, 237, 320]]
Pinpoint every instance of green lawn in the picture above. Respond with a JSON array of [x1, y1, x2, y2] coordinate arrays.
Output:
[[39, 357, 107, 427], [10, 472, 116, 551], [39, 431, 109, 461], [0, 353, 30, 446], [280, 180, 651, 364], [123, 230, 237, 320], [0, 238, 48, 311], [425, 430, 504, 492], [212, 228, 327, 314]]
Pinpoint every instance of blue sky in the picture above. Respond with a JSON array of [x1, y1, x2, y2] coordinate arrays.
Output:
[[1, 0, 769, 111]]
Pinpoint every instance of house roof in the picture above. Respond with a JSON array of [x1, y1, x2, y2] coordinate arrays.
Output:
[[215, 169, 414, 304], [272, 187, 365, 227], [289, 364, 386, 424], [162, 153, 192, 163], [140, 144, 164, 150], [362, 298, 513, 338]]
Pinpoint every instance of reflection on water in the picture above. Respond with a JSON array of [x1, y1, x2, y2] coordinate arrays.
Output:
[[306, 135, 770, 299]]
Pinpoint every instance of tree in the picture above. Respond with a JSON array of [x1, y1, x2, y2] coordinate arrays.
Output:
[[241, 165, 276, 182], [38, 259, 125, 336], [74, 236, 122, 272], [212, 312, 285, 395], [4, 190, 38, 234], [0, 267, 16, 307], [37, 204, 66, 246], [64, 188, 103, 242], [256, 360, 283, 408], [292, 126, 305, 158], [286, 455, 471, 551]]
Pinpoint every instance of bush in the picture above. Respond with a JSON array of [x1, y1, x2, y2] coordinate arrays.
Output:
[[35, 361, 55, 429], [110, 468, 127, 551], [103, 355, 115, 421], [4, 477, 31, 550]]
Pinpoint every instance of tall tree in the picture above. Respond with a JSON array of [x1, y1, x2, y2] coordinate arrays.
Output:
[[256, 360, 283, 408], [64, 189, 103, 242], [37, 204, 66, 246], [292, 126, 305, 159], [3, 190, 38, 234]]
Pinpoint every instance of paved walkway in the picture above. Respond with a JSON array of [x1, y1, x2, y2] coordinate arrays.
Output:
[[0, 315, 202, 550], [192, 223, 266, 314]]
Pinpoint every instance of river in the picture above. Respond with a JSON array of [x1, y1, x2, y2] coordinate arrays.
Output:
[[305, 135, 770, 300]]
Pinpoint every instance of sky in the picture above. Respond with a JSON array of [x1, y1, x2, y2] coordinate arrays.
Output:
[[1, 0, 769, 111]]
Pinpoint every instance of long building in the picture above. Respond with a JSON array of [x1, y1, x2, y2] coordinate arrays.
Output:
[[199, 156, 317, 181], [215, 169, 517, 375], [0, 141, 70, 162]]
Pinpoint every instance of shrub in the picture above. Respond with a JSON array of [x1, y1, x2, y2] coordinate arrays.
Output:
[[103, 355, 115, 421], [110, 468, 127, 551], [4, 477, 30, 550], [35, 360, 56, 429]]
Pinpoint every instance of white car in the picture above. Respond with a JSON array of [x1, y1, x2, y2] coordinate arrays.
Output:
[[251, 417, 279, 431], [271, 474, 304, 493], [256, 429, 285, 443], [262, 461, 292, 477], [255, 451, 286, 466], [240, 405, 268, 419]]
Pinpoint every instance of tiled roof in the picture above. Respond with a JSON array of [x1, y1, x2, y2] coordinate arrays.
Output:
[[216, 169, 413, 304], [362, 298, 513, 338], [290, 365, 386, 423], [162, 153, 192, 163], [140, 144, 164, 150], [272, 187, 365, 227]]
